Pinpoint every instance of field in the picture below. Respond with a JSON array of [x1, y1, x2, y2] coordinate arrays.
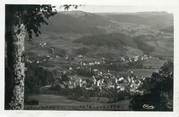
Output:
[[130, 68, 159, 77], [25, 94, 130, 110]]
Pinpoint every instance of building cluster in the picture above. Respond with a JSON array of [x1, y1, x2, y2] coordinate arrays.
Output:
[[53, 66, 144, 96], [119, 55, 152, 63], [28, 53, 150, 96]]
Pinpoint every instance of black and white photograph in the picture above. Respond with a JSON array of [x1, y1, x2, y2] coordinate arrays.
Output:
[[2, 0, 179, 115], [4, 4, 174, 111]]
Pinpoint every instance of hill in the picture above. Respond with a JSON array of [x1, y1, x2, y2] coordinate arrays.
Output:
[[24, 11, 174, 102], [26, 11, 173, 60], [98, 12, 173, 29], [40, 11, 111, 34]]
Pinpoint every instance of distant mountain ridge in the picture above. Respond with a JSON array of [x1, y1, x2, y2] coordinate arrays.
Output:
[[60, 10, 92, 17], [40, 11, 110, 34], [98, 11, 173, 29], [27, 11, 173, 58]]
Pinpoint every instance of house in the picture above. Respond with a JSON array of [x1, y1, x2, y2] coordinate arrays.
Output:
[[116, 85, 125, 91], [65, 55, 69, 60], [95, 61, 100, 65], [78, 54, 83, 58], [134, 56, 139, 62], [82, 63, 86, 66], [39, 42, 47, 48], [92, 76, 97, 85], [85, 87, 93, 90], [89, 62, 94, 66], [69, 67, 73, 70], [93, 69, 98, 72], [120, 57, 125, 62]]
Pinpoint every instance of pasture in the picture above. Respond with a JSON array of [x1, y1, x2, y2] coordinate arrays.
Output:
[[25, 94, 130, 110]]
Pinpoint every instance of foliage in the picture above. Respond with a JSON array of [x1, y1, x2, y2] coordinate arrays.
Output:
[[133, 36, 154, 54], [129, 61, 173, 111], [25, 63, 54, 94], [76, 68, 94, 77], [6, 4, 80, 38], [74, 33, 134, 48], [5, 5, 57, 109], [5, 4, 80, 109], [6, 5, 56, 38]]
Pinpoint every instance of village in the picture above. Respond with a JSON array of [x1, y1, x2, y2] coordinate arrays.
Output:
[[33, 53, 157, 101], [25, 36, 168, 103]]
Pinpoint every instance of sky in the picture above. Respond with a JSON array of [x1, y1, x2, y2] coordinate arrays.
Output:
[[57, 5, 175, 13]]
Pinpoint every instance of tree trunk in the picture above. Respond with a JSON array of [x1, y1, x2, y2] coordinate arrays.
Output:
[[5, 23, 26, 110]]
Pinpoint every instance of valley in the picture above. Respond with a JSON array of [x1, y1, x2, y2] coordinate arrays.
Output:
[[24, 11, 173, 111]]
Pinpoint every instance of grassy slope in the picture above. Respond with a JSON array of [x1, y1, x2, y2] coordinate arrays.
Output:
[[26, 11, 173, 58]]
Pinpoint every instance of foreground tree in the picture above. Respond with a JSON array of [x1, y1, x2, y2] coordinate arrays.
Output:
[[129, 61, 173, 111], [5, 5, 57, 110], [5, 4, 79, 110]]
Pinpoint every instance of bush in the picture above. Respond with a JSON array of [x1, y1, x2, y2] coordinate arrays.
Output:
[[25, 99, 39, 105], [129, 61, 173, 111]]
